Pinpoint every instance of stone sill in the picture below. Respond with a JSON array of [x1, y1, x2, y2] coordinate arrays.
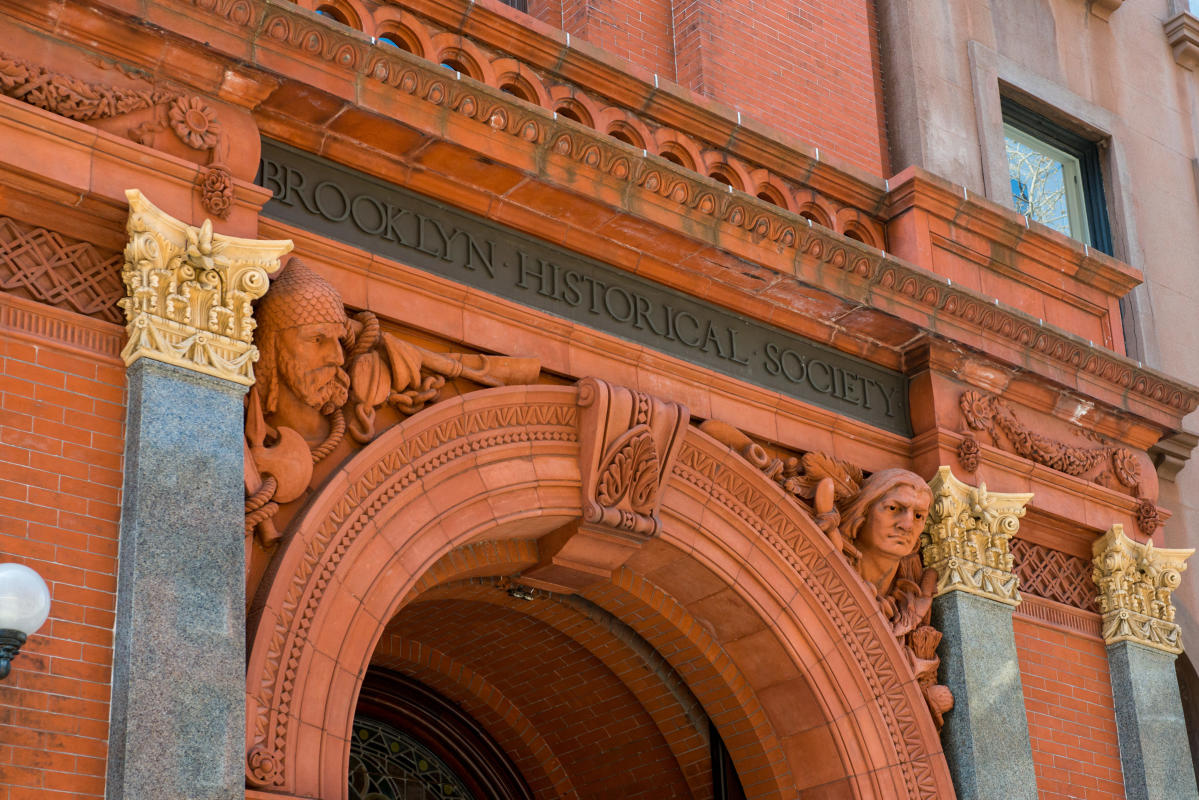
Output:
[[885, 167, 1142, 298]]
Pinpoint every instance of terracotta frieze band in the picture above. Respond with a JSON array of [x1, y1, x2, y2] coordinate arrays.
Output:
[[257, 141, 912, 434], [923, 467, 1033, 606], [1092, 524, 1192, 654], [120, 189, 292, 385]]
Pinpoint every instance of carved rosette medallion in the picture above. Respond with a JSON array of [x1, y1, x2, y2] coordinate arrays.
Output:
[[1092, 524, 1192, 654], [578, 377, 688, 537], [922, 466, 1033, 606], [119, 189, 293, 384]]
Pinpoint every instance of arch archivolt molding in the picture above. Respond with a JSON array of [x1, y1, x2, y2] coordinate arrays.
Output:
[[245, 379, 954, 798]]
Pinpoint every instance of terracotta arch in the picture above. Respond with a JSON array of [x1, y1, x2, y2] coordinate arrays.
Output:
[[245, 384, 953, 798]]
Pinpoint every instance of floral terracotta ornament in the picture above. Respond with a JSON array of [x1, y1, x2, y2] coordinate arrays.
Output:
[[169, 95, 222, 151], [199, 165, 234, 219]]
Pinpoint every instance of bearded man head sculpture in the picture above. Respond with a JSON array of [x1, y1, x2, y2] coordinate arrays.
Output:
[[253, 258, 351, 443]]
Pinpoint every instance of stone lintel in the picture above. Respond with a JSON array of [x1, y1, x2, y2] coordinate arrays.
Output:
[[1150, 429, 1198, 482], [1165, 12, 1199, 71]]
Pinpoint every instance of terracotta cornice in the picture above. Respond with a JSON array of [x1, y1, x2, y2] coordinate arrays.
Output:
[[885, 167, 1143, 298], [22, 0, 1199, 429], [0, 96, 272, 235], [369, 0, 891, 211]]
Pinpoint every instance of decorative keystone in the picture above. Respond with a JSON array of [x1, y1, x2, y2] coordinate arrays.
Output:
[[521, 378, 688, 593], [119, 189, 292, 385], [1092, 524, 1193, 654], [922, 466, 1034, 606]]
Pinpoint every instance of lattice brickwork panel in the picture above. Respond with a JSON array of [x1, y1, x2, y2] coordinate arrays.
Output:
[[1012, 538, 1099, 612], [0, 217, 123, 323]]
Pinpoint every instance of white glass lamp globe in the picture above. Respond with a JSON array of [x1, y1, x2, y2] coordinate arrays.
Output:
[[0, 563, 51, 635]]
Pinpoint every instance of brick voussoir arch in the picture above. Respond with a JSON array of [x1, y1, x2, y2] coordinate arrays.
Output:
[[371, 637, 579, 799], [245, 383, 954, 798]]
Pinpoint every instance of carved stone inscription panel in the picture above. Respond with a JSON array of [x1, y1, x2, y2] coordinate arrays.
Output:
[[256, 141, 910, 435]]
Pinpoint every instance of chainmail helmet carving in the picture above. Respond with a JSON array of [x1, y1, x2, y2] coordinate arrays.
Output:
[[254, 257, 349, 414]]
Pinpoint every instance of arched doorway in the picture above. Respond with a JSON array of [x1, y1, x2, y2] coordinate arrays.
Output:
[[363, 575, 747, 799], [245, 383, 953, 798]]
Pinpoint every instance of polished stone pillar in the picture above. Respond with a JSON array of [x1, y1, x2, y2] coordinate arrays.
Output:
[[1093, 525, 1198, 800], [108, 191, 290, 800], [923, 466, 1038, 800]]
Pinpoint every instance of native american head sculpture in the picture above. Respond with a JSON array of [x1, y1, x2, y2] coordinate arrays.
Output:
[[698, 420, 954, 728]]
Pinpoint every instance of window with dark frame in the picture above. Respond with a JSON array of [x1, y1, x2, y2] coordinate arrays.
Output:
[[1001, 97, 1113, 256]]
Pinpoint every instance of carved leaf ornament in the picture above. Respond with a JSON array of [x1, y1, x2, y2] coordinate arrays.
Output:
[[594, 426, 660, 515], [119, 189, 291, 385], [577, 378, 687, 538], [923, 466, 1031, 606], [1092, 524, 1192, 653], [959, 390, 1162, 535]]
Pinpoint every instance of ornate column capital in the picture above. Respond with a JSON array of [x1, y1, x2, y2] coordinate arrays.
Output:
[[1092, 524, 1193, 654], [922, 466, 1034, 606], [119, 189, 293, 385]]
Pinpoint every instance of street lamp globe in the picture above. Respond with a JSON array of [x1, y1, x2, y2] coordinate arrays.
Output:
[[0, 563, 51, 679]]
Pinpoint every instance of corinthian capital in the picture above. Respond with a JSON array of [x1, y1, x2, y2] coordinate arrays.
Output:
[[922, 466, 1034, 606], [119, 189, 293, 385], [1093, 524, 1193, 654]]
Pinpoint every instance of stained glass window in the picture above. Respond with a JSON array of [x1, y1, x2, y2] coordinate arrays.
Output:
[[348, 717, 476, 800]]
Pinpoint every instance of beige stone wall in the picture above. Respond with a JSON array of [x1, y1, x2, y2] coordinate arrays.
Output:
[[880, 0, 1199, 645]]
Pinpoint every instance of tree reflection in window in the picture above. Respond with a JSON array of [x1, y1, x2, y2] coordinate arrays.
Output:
[[1004, 129, 1081, 241], [348, 717, 476, 800]]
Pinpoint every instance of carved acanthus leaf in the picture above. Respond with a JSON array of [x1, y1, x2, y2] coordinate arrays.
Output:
[[0, 51, 173, 121], [119, 189, 292, 384], [922, 466, 1033, 605], [595, 426, 660, 514], [1092, 524, 1192, 653], [960, 390, 1146, 498], [578, 378, 687, 537]]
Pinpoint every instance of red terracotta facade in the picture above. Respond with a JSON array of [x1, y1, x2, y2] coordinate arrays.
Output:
[[2, 1, 1198, 799]]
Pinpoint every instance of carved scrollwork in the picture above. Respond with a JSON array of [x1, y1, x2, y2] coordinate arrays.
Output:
[[960, 390, 1149, 503], [577, 378, 687, 538], [119, 189, 292, 384], [922, 466, 1033, 606], [0, 51, 173, 121], [1092, 524, 1192, 653]]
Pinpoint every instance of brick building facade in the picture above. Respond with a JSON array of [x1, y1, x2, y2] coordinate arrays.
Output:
[[2, 0, 1198, 798]]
